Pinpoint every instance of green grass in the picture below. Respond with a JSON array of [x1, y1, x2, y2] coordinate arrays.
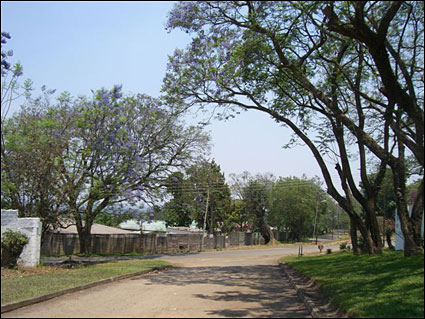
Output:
[[41, 251, 148, 258], [282, 250, 424, 318], [1, 259, 172, 305]]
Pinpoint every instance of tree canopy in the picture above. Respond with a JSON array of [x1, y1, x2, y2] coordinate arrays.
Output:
[[2, 86, 210, 253], [163, 1, 424, 256]]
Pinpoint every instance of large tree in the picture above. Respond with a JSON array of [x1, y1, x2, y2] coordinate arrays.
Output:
[[163, 1, 424, 256], [2, 86, 209, 254], [170, 159, 232, 234], [268, 176, 325, 241], [162, 171, 193, 227], [1, 33, 60, 236], [243, 179, 274, 244]]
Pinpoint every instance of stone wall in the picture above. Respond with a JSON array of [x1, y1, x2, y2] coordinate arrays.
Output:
[[41, 231, 266, 256], [1, 210, 42, 267]]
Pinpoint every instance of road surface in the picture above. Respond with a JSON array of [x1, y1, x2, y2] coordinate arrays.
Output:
[[3, 244, 338, 318]]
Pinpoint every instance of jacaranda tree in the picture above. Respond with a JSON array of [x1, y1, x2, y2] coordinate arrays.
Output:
[[3, 86, 210, 254]]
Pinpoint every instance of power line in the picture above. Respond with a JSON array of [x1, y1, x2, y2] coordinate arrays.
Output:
[[162, 182, 326, 193]]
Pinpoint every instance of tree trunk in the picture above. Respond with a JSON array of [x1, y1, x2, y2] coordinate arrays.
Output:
[[398, 205, 423, 257], [352, 213, 377, 254], [78, 228, 92, 256], [385, 230, 394, 249], [349, 215, 359, 255], [365, 200, 384, 254], [392, 163, 423, 256], [259, 222, 274, 244]]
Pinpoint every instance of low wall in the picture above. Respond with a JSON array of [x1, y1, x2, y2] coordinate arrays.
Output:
[[1, 210, 42, 267], [41, 231, 266, 256]]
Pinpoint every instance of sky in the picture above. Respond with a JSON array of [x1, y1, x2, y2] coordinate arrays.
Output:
[[1, 1, 352, 188]]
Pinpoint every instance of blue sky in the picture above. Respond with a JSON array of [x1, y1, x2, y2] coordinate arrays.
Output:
[[1, 1, 346, 185]]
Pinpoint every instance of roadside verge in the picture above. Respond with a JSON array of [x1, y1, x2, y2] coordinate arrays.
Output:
[[279, 262, 348, 318], [1, 265, 172, 314]]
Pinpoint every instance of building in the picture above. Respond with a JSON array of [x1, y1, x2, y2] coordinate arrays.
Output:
[[54, 223, 138, 235], [119, 219, 204, 235], [119, 220, 167, 233], [395, 206, 424, 251]]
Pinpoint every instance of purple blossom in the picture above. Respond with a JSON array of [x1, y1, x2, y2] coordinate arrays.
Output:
[[112, 84, 123, 99], [13, 68, 23, 77]]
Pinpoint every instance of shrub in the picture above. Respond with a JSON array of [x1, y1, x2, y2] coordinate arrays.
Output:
[[340, 242, 348, 250], [1, 229, 29, 268]]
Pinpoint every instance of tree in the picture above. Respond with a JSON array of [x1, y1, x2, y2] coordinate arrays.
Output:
[[243, 179, 274, 244], [226, 199, 250, 232], [322, 1, 424, 256], [1, 93, 70, 237], [3, 86, 209, 254], [1, 33, 60, 236], [163, 1, 424, 256], [170, 159, 232, 234], [363, 168, 422, 249], [229, 171, 278, 235], [268, 176, 325, 241], [162, 172, 193, 227], [62, 88, 210, 253]]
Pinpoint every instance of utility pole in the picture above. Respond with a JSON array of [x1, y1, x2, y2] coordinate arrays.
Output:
[[201, 188, 210, 251], [313, 195, 319, 245]]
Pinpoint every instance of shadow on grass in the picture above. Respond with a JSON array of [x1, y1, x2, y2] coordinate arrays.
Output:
[[286, 251, 424, 318], [135, 264, 311, 318], [42, 251, 202, 268]]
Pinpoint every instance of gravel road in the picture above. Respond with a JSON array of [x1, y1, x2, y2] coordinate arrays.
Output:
[[3, 244, 339, 318]]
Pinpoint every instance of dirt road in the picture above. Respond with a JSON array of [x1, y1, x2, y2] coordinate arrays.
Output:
[[3, 245, 337, 318]]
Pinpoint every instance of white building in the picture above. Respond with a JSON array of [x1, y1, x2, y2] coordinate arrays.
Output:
[[395, 206, 424, 251]]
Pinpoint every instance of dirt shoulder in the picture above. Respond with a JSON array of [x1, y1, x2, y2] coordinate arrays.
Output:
[[2, 246, 323, 318]]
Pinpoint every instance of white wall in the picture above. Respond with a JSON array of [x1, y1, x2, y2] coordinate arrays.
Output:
[[1, 209, 42, 267], [395, 206, 425, 251]]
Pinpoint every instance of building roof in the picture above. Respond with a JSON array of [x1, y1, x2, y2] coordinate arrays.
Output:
[[167, 227, 204, 235], [119, 219, 167, 233], [55, 224, 138, 235], [118, 219, 141, 231]]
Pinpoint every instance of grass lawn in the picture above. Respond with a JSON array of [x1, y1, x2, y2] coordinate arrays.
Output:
[[282, 250, 424, 318], [1, 259, 172, 305]]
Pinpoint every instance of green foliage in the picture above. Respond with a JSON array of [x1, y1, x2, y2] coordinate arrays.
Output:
[[362, 168, 397, 219], [2, 86, 210, 254], [242, 178, 275, 243], [225, 199, 250, 232], [186, 159, 232, 233], [1, 94, 73, 235], [162, 172, 192, 227], [162, 160, 232, 233], [268, 176, 324, 241], [1, 229, 29, 268], [284, 251, 424, 318], [164, 0, 424, 256]]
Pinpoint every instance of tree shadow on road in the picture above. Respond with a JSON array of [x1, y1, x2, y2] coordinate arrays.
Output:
[[133, 265, 310, 318]]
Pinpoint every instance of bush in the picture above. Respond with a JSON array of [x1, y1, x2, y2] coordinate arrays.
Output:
[[340, 242, 348, 250], [1, 229, 29, 268]]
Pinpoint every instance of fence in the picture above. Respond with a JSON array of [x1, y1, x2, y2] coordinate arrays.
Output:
[[41, 231, 267, 256]]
